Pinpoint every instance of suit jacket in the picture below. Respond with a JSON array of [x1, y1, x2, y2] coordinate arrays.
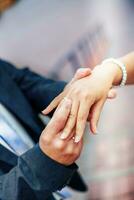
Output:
[[0, 60, 87, 200]]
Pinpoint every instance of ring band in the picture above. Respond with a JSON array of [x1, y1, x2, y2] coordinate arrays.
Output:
[[63, 97, 70, 101]]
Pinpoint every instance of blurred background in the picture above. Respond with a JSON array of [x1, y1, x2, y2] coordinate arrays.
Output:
[[0, 0, 134, 199]]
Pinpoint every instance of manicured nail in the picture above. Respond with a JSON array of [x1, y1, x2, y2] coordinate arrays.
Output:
[[93, 127, 98, 134], [60, 132, 68, 139], [94, 129, 98, 135], [77, 68, 85, 72], [94, 132, 98, 135], [74, 136, 80, 143]]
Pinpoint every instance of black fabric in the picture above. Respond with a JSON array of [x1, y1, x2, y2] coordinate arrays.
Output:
[[67, 171, 88, 192], [0, 59, 87, 200], [0, 59, 66, 142], [0, 144, 77, 200]]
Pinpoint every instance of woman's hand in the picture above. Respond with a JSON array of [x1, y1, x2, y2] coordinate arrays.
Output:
[[43, 68, 92, 111], [43, 66, 117, 143], [43, 67, 116, 115]]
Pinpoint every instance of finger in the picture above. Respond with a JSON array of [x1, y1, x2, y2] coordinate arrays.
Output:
[[65, 134, 82, 154], [89, 99, 105, 134], [64, 130, 76, 153], [60, 100, 79, 139], [74, 68, 92, 79], [62, 129, 76, 141], [42, 93, 63, 115], [46, 98, 72, 135], [75, 101, 90, 143], [107, 88, 117, 99], [73, 138, 83, 157], [65, 139, 74, 155], [87, 90, 115, 123], [42, 68, 92, 115], [71, 68, 92, 83]]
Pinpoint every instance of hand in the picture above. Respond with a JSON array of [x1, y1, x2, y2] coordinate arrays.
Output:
[[43, 65, 117, 143], [42, 68, 116, 115], [43, 68, 92, 111], [39, 98, 83, 166]]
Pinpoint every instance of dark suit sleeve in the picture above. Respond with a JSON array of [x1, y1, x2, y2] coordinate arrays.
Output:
[[0, 144, 78, 200], [1, 59, 67, 112]]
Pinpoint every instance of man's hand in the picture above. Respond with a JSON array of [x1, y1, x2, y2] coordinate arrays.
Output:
[[39, 98, 83, 166]]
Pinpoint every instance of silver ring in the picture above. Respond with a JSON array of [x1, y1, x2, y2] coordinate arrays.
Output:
[[63, 97, 70, 101], [63, 97, 72, 104]]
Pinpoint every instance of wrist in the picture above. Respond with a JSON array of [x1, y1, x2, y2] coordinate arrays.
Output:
[[93, 63, 120, 86], [101, 62, 122, 86], [101, 58, 127, 86]]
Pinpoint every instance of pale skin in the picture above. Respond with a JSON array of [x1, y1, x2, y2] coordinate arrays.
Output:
[[43, 52, 134, 143]]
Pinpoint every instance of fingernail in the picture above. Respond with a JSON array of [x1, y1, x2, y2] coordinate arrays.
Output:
[[77, 68, 85, 72], [74, 136, 80, 143], [94, 130, 99, 135], [93, 127, 98, 134], [60, 132, 68, 139], [94, 132, 98, 135]]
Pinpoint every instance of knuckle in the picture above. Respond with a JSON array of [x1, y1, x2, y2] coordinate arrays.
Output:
[[65, 145, 74, 156], [73, 88, 81, 96], [41, 135, 51, 145], [65, 149, 73, 156], [82, 92, 89, 99], [54, 140, 65, 150]]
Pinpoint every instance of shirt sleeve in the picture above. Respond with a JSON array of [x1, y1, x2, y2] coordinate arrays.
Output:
[[0, 59, 67, 113], [0, 144, 78, 200]]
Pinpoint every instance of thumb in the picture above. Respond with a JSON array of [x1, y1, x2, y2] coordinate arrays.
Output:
[[71, 68, 92, 84], [47, 98, 72, 134]]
